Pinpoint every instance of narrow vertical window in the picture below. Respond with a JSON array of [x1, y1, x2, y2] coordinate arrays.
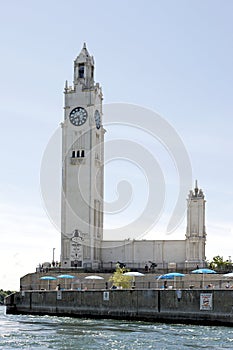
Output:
[[72, 151, 75, 158], [78, 64, 84, 78], [77, 150, 80, 158], [81, 150, 85, 157]]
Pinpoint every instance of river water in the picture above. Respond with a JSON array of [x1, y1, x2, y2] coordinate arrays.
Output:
[[0, 306, 233, 349]]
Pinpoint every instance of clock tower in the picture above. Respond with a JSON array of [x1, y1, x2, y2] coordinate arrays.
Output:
[[61, 43, 104, 268]]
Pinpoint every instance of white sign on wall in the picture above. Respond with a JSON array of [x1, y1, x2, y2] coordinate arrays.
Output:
[[57, 291, 62, 300], [103, 291, 109, 301], [200, 293, 212, 310]]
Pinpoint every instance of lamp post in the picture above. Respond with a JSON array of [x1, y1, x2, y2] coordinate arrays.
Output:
[[52, 248, 55, 267]]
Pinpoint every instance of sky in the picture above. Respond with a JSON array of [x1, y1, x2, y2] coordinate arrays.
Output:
[[0, 0, 233, 290]]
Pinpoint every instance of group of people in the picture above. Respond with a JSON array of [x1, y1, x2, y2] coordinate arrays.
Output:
[[225, 281, 233, 288], [117, 261, 157, 273], [144, 262, 157, 273], [37, 261, 61, 273]]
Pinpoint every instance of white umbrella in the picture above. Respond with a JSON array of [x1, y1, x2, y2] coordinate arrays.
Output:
[[84, 275, 104, 280], [223, 272, 233, 278], [222, 273, 233, 288], [123, 271, 145, 287], [84, 275, 104, 289], [123, 272, 145, 277]]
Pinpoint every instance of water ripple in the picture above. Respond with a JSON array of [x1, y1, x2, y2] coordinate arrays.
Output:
[[1, 306, 233, 349]]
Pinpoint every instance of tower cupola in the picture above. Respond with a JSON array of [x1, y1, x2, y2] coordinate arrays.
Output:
[[74, 43, 95, 88]]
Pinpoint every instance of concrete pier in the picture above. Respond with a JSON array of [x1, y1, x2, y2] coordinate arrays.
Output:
[[5, 289, 233, 326]]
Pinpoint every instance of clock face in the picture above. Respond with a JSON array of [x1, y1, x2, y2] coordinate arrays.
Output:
[[72, 236, 81, 243], [94, 110, 101, 129], [69, 107, 88, 126]]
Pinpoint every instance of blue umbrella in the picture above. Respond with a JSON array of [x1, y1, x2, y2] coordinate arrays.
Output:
[[40, 276, 57, 290], [191, 268, 216, 274], [157, 272, 185, 280], [57, 274, 75, 279], [57, 274, 75, 289], [191, 268, 216, 288]]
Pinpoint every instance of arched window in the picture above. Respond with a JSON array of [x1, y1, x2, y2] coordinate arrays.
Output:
[[72, 150, 75, 158], [81, 150, 85, 158], [77, 150, 80, 158]]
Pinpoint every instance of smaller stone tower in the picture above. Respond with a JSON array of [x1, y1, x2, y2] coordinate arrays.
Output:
[[185, 180, 206, 267]]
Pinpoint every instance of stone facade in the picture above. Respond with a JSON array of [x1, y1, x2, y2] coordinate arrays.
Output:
[[101, 240, 186, 269]]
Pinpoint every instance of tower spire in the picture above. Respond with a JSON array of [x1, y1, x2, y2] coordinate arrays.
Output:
[[194, 179, 198, 196], [64, 80, 68, 93], [78, 42, 90, 57]]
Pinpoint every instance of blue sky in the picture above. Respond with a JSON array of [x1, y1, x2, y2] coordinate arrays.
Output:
[[1, 1, 233, 289]]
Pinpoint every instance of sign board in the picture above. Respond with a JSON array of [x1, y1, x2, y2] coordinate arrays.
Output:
[[176, 289, 182, 301], [200, 293, 213, 310], [103, 291, 109, 301], [57, 291, 62, 300]]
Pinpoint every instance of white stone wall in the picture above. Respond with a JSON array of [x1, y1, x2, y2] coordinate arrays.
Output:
[[101, 240, 186, 265]]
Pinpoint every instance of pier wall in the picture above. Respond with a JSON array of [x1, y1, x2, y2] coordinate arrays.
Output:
[[5, 289, 233, 326]]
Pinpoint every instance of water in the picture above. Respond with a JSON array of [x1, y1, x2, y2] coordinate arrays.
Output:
[[1, 306, 233, 350]]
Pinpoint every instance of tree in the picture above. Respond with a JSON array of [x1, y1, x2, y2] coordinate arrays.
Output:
[[208, 255, 232, 271], [109, 265, 131, 289], [0, 289, 14, 304]]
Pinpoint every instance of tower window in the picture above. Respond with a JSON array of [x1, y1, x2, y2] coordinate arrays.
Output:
[[71, 149, 85, 159], [78, 64, 84, 78]]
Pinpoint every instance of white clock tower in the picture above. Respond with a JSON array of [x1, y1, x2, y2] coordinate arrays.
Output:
[[61, 44, 104, 268]]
